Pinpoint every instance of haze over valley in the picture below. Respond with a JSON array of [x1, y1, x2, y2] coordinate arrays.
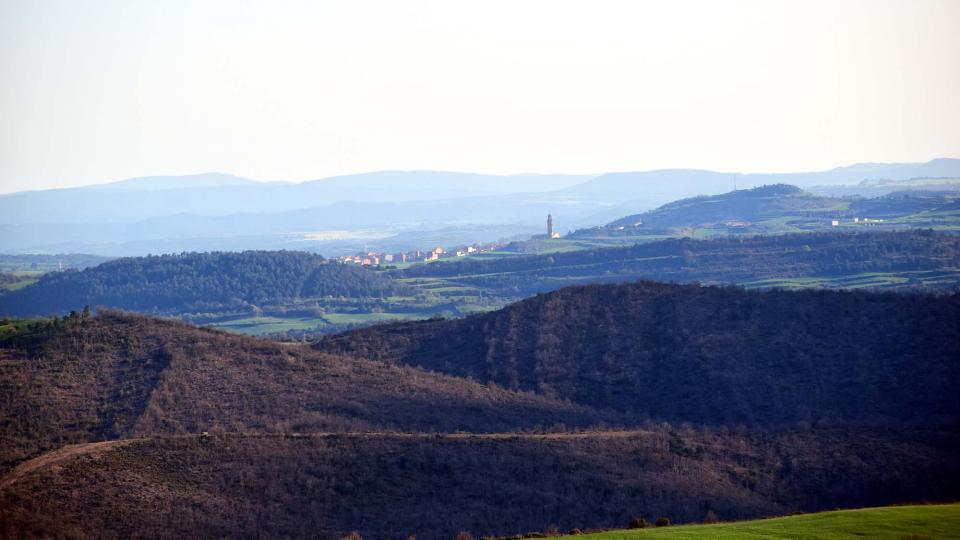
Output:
[[3, 158, 959, 257]]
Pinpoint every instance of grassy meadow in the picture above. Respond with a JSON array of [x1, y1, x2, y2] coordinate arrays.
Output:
[[566, 504, 960, 540]]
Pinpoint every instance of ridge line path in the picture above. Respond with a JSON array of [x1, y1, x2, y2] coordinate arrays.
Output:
[[0, 439, 142, 491], [0, 429, 655, 491]]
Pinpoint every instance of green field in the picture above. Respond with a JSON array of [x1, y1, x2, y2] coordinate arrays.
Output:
[[2, 277, 38, 291], [209, 316, 328, 335], [565, 504, 960, 540], [742, 270, 960, 291], [0, 270, 42, 291], [209, 311, 434, 335], [321, 311, 421, 325]]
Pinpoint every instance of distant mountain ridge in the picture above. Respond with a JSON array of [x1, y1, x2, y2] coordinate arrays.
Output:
[[87, 172, 263, 191], [2, 159, 958, 256], [0, 171, 594, 225], [562, 158, 960, 205], [4, 160, 958, 226]]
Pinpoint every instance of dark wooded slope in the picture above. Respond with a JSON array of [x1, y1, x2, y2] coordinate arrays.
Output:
[[316, 281, 960, 427]]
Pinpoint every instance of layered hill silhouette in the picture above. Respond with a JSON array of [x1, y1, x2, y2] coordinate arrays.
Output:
[[3, 160, 959, 257], [561, 158, 960, 202], [0, 311, 604, 474], [0, 171, 593, 225], [7, 161, 957, 227], [2, 283, 959, 538], [316, 281, 960, 427], [0, 251, 410, 318], [3, 232, 958, 336]]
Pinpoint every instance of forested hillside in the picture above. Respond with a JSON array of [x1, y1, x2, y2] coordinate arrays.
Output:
[[4, 232, 958, 340], [1, 295, 958, 538], [0, 251, 410, 318], [317, 281, 960, 427]]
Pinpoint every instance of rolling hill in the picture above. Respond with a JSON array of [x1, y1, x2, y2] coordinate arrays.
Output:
[[603, 184, 839, 231], [1, 429, 957, 539], [0, 250, 411, 319], [4, 232, 958, 339], [316, 280, 960, 427], [1, 290, 958, 537], [590, 183, 960, 237], [396, 230, 960, 307], [503, 184, 960, 257], [0, 311, 607, 474]]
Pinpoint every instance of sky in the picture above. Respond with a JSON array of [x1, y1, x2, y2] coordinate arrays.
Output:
[[1, 0, 959, 193]]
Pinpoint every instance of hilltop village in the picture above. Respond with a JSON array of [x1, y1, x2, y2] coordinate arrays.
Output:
[[336, 242, 502, 266], [337, 214, 559, 266]]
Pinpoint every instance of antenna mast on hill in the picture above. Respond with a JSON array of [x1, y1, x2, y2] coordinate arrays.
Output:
[[733, 174, 738, 191]]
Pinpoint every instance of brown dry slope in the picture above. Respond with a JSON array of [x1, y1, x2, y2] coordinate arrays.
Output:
[[1, 429, 958, 540], [0, 439, 139, 491], [2, 299, 960, 539], [0, 312, 612, 474]]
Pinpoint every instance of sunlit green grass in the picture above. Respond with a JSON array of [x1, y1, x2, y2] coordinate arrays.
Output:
[[742, 269, 960, 290], [564, 504, 960, 539], [210, 316, 327, 335], [422, 285, 478, 293], [2, 277, 38, 291], [0, 318, 47, 338], [320, 311, 417, 324], [0, 270, 42, 291], [211, 311, 430, 335]]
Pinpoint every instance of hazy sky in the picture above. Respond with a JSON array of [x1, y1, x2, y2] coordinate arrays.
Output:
[[1, 0, 959, 193]]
